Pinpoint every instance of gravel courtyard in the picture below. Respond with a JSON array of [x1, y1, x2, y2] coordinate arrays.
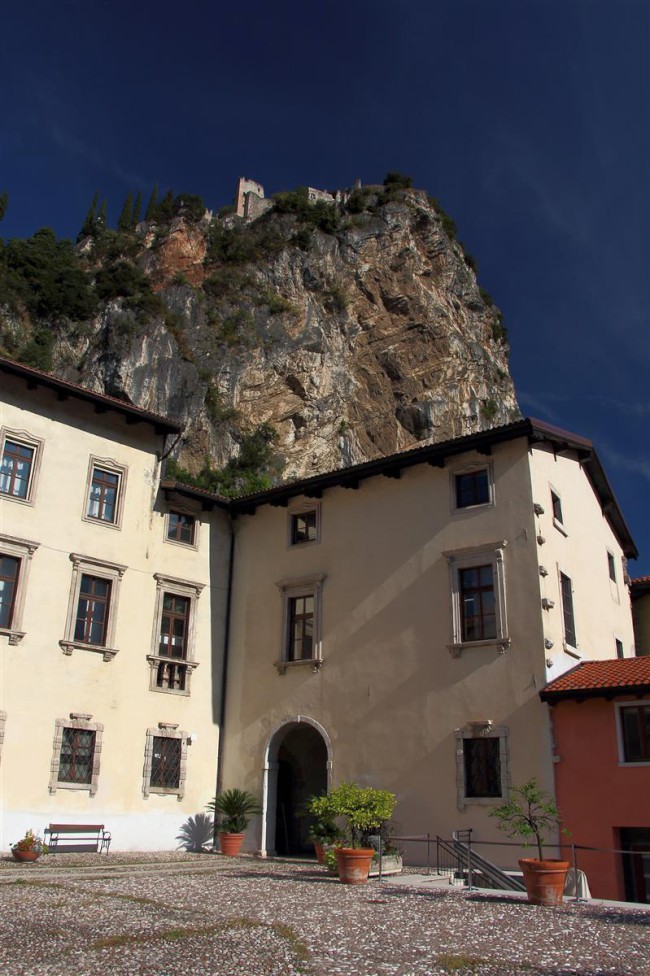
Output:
[[1, 854, 648, 976]]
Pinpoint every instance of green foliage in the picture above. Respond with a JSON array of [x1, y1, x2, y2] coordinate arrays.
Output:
[[220, 309, 255, 344], [217, 204, 236, 218], [0, 191, 8, 226], [204, 384, 238, 423], [19, 327, 54, 371], [291, 227, 312, 251], [461, 246, 478, 272], [94, 259, 163, 324], [78, 192, 99, 239], [346, 188, 373, 213], [145, 185, 159, 221], [428, 196, 458, 241], [206, 788, 262, 834], [117, 192, 134, 233], [383, 171, 413, 190], [272, 186, 340, 234], [324, 782, 397, 848], [174, 194, 206, 222], [489, 778, 566, 860], [325, 284, 348, 313], [306, 795, 342, 844], [3, 227, 96, 322], [132, 192, 142, 226], [262, 289, 294, 315], [481, 399, 498, 422], [208, 223, 261, 264]]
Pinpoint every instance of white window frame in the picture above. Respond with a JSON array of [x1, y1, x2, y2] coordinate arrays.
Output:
[[444, 541, 509, 657], [455, 722, 510, 811], [550, 485, 568, 537], [0, 534, 39, 645], [147, 574, 204, 696], [59, 553, 126, 661], [287, 502, 321, 548], [82, 456, 127, 530], [275, 574, 326, 674], [450, 461, 494, 516], [49, 713, 104, 795], [0, 427, 44, 506], [143, 722, 188, 799], [615, 702, 650, 767]]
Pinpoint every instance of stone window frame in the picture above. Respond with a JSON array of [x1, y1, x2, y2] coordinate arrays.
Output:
[[275, 574, 326, 674], [59, 553, 127, 661], [82, 455, 128, 530], [164, 509, 200, 551], [455, 722, 510, 811], [444, 541, 510, 657], [49, 713, 103, 795], [449, 460, 494, 516], [142, 722, 188, 799], [0, 534, 39, 645], [0, 427, 44, 507], [287, 501, 322, 549], [147, 574, 204, 696]]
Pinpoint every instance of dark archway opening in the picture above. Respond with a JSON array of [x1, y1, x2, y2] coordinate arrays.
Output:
[[274, 725, 327, 856]]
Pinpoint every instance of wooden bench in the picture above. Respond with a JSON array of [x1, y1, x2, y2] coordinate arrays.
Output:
[[44, 823, 111, 854]]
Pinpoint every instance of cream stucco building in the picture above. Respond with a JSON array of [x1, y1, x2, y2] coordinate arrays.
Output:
[[0, 357, 638, 857]]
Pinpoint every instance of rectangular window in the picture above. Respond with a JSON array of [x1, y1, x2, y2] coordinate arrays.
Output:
[[58, 727, 96, 785], [608, 552, 617, 582], [464, 737, 502, 798], [87, 467, 120, 523], [291, 510, 318, 545], [560, 572, 577, 647], [616, 639, 624, 659], [0, 555, 19, 629], [0, 440, 34, 499], [148, 575, 203, 696], [620, 705, 650, 763], [150, 735, 182, 789], [460, 565, 496, 642], [167, 511, 195, 546], [551, 490, 563, 525], [74, 574, 111, 645], [455, 469, 490, 509], [288, 594, 314, 661]]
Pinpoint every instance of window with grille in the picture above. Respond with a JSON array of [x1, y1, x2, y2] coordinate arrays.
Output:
[[464, 737, 502, 797], [0, 555, 19, 629], [460, 565, 496, 642], [0, 440, 35, 500], [74, 574, 111, 645], [58, 728, 96, 785], [560, 572, 577, 647], [150, 735, 182, 789], [167, 511, 196, 546]]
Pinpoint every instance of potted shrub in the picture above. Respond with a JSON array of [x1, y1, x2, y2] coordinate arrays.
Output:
[[306, 794, 341, 865], [489, 778, 569, 906], [327, 782, 396, 885], [11, 829, 48, 863], [207, 788, 261, 856]]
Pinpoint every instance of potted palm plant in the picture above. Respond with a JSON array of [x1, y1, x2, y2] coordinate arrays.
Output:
[[206, 788, 262, 856], [489, 778, 570, 906], [327, 782, 396, 885]]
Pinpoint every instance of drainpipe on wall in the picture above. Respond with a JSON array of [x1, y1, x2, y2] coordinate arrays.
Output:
[[212, 524, 236, 849]]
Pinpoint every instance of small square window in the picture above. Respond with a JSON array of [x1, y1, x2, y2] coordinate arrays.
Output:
[[167, 511, 196, 546], [288, 505, 320, 547], [455, 469, 490, 509]]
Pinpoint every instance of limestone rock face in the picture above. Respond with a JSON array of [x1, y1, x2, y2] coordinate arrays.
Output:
[[49, 188, 519, 481]]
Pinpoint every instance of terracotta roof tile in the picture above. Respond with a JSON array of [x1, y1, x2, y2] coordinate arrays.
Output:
[[540, 658, 650, 702]]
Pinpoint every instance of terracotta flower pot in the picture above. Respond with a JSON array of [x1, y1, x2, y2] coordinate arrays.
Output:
[[12, 849, 41, 862], [313, 842, 326, 865], [218, 831, 245, 856], [335, 847, 375, 885], [519, 858, 570, 906]]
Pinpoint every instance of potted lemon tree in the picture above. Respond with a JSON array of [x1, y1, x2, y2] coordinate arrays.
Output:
[[489, 778, 569, 906], [326, 782, 396, 885]]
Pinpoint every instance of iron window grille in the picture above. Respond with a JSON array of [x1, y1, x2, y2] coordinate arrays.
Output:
[[59, 727, 96, 785], [464, 737, 501, 797], [150, 736, 182, 789]]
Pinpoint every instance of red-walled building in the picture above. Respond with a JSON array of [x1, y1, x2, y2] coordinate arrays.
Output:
[[541, 659, 650, 903]]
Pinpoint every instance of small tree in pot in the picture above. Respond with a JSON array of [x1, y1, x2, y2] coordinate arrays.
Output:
[[327, 782, 396, 885], [306, 793, 341, 864], [489, 778, 570, 906], [207, 788, 261, 856]]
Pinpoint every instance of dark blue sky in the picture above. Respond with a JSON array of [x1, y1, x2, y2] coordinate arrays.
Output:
[[3, 0, 649, 574]]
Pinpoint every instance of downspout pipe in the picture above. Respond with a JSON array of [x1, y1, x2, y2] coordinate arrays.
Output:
[[212, 524, 236, 849]]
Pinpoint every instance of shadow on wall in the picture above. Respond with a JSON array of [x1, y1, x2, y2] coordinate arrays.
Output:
[[176, 813, 214, 852]]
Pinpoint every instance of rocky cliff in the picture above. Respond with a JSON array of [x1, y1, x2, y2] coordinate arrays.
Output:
[[0, 181, 519, 489]]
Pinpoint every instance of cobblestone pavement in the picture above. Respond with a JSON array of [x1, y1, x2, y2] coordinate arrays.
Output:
[[1, 855, 648, 976]]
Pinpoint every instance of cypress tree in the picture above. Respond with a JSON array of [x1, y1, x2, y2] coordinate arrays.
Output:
[[97, 199, 108, 230], [132, 192, 142, 228], [145, 185, 159, 221], [117, 192, 134, 233], [158, 189, 175, 221], [0, 191, 8, 226], [79, 192, 98, 239]]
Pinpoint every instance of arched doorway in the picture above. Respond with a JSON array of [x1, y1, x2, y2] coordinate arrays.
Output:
[[262, 718, 331, 857]]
